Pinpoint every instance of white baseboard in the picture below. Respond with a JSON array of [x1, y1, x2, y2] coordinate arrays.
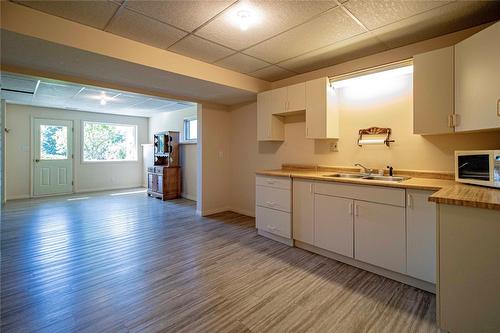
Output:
[[6, 194, 30, 201], [229, 207, 255, 217], [181, 193, 197, 201], [75, 184, 143, 194], [295, 240, 436, 294]]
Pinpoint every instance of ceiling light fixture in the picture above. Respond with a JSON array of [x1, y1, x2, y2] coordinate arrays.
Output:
[[237, 10, 251, 31], [99, 92, 108, 105]]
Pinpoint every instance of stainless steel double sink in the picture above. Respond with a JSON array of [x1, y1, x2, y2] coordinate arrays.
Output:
[[323, 173, 409, 182]]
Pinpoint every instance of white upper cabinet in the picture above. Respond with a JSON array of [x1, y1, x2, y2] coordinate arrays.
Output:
[[257, 88, 285, 141], [455, 22, 500, 132], [256, 78, 338, 141], [406, 189, 436, 283], [306, 77, 339, 139], [413, 46, 455, 134]]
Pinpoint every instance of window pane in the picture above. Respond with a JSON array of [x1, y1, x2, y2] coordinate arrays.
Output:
[[188, 119, 197, 140], [40, 125, 68, 160], [83, 122, 137, 161]]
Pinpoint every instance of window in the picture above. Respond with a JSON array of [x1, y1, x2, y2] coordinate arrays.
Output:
[[40, 125, 68, 160], [184, 118, 197, 141], [83, 121, 137, 162]]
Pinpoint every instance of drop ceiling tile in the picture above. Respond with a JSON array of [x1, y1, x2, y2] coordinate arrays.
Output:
[[196, 1, 337, 50], [244, 7, 365, 64], [371, 1, 500, 49], [132, 98, 174, 110], [16, 0, 120, 30], [125, 0, 233, 32], [1, 73, 38, 92], [36, 82, 82, 99], [278, 32, 387, 73], [169, 35, 235, 63], [248, 65, 296, 81], [344, 0, 450, 31], [107, 8, 187, 49], [215, 53, 270, 74]]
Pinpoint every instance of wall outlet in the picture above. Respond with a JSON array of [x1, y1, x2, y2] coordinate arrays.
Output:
[[329, 142, 338, 152]]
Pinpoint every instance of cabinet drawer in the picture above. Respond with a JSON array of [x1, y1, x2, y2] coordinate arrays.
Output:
[[256, 185, 291, 212], [315, 181, 405, 207], [256, 175, 291, 190], [256, 206, 291, 239]]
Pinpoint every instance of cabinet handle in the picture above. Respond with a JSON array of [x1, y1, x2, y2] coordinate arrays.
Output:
[[266, 180, 275, 184], [267, 225, 276, 231], [407, 194, 413, 208], [309, 183, 313, 193], [266, 201, 275, 206], [497, 98, 499, 117], [349, 202, 353, 216], [354, 204, 359, 217]]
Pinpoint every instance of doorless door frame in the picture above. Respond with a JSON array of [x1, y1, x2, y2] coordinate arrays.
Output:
[[30, 117, 75, 198]]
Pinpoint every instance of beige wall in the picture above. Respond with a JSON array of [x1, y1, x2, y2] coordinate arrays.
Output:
[[5, 103, 148, 200], [148, 106, 198, 201], [199, 105, 231, 215], [228, 73, 500, 216]]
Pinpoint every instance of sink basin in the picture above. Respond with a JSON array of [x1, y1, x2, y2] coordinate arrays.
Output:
[[362, 175, 408, 182], [324, 173, 367, 179], [324, 173, 409, 182]]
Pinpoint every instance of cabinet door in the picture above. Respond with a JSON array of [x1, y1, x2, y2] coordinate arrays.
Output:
[[292, 180, 314, 244], [257, 89, 285, 141], [306, 77, 339, 139], [306, 77, 327, 138], [314, 194, 353, 258], [455, 22, 500, 132], [157, 175, 164, 194], [406, 189, 436, 283], [413, 46, 455, 134], [354, 201, 406, 273], [287, 82, 306, 112], [257, 90, 272, 141]]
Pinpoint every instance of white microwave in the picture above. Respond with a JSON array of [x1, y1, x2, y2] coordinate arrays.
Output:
[[455, 150, 500, 188]]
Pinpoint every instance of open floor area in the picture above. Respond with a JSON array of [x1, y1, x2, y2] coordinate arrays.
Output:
[[1, 191, 438, 333]]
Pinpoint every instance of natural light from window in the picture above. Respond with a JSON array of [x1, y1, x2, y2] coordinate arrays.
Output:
[[184, 118, 197, 141], [83, 121, 137, 162]]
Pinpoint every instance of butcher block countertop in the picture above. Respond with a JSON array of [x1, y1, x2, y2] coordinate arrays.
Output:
[[429, 185, 500, 210], [256, 165, 500, 210]]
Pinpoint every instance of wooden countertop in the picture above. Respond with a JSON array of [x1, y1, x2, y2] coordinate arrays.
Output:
[[256, 168, 500, 210], [255, 169, 455, 191], [429, 185, 500, 210]]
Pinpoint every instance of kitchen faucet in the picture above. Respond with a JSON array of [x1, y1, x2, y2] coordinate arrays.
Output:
[[355, 163, 374, 175]]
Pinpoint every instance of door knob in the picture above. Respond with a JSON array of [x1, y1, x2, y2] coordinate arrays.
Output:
[[35, 159, 40, 162]]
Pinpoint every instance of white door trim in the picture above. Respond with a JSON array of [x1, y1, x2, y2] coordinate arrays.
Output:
[[30, 117, 75, 197]]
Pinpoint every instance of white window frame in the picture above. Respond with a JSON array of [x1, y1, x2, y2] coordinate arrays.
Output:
[[183, 117, 197, 142], [81, 120, 138, 163]]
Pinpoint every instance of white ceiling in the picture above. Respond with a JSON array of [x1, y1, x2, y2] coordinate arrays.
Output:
[[0, 72, 196, 117], [11, 0, 500, 81]]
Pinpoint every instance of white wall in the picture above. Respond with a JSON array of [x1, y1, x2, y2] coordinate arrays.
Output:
[[5, 103, 148, 200], [148, 106, 198, 201]]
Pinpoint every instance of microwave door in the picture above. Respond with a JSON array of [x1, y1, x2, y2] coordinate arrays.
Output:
[[458, 155, 490, 181]]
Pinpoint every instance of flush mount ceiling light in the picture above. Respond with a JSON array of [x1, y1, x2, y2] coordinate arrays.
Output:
[[237, 10, 251, 31], [230, 5, 260, 31]]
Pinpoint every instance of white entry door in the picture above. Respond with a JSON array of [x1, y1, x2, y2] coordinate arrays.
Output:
[[33, 118, 73, 196]]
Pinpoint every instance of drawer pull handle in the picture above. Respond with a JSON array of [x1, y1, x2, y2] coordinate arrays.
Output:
[[354, 204, 359, 217], [266, 180, 275, 184], [267, 225, 277, 231], [349, 202, 353, 216], [407, 194, 413, 208], [266, 201, 276, 206]]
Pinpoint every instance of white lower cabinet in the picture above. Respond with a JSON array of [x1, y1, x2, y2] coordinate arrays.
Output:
[[255, 176, 292, 243], [354, 201, 406, 274], [406, 189, 436, 283], [256, 206, 291, 239], [292, 180, 314, 244], [314, 194, 353, 258]]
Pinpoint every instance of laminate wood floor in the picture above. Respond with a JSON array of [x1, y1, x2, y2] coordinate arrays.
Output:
[[1, 189, 440, 333]]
